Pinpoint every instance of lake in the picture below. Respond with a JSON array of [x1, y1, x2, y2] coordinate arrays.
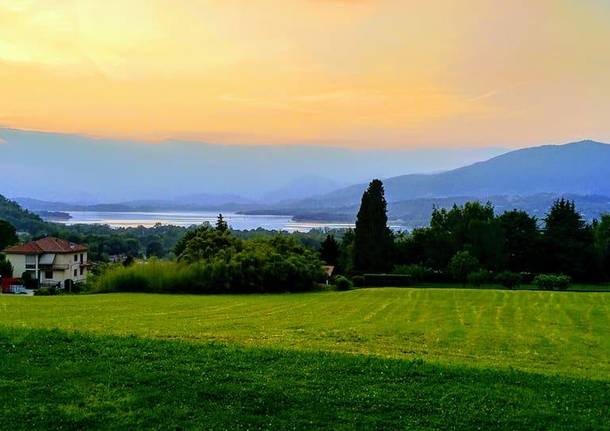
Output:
[[56, 211, 356, 232]]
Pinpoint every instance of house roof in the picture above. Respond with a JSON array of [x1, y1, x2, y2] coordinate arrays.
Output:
[[322, 265, 335, 277], [2, 237, 87, 254]]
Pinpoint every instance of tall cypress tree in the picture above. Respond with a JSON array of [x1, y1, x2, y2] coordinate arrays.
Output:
[[353, 179, 394, 272]]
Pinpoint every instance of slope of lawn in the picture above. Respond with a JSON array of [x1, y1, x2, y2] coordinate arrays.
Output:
[[1, 327, 609, 430], [1, 288, 608, 380]]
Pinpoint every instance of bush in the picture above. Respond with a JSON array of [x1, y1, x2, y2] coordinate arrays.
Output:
[[393, 264, 433, 283], [34, 286, 57, 296], [533, 274, 571, 291], [448, 251, 480, 285], [495, 271, 522, 289], [467, 269, 493, 287], [519, 272, 535, 285], [334, 275, 354, 291], [21, 271, 38, 289]]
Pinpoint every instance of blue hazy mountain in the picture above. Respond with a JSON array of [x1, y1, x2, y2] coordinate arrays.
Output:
[[0, 128, 504, 203], [290, 140, 610, 208]]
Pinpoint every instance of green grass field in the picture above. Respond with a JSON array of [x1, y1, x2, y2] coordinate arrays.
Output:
[[1, 288, 609, 429]]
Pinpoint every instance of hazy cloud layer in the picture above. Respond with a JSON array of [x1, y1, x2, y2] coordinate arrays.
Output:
[[0, 128, 505, 202]]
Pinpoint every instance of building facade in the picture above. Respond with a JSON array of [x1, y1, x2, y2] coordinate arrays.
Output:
[[2, 237, 89, 288]]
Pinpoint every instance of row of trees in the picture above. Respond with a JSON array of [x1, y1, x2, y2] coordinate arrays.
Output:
[[319, 180, 610, 283]]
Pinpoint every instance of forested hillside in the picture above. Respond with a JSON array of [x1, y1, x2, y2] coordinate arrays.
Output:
[[0, 194, 49, 235]]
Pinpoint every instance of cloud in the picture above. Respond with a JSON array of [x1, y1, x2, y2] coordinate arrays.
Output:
[[467, 90, 499, 102]]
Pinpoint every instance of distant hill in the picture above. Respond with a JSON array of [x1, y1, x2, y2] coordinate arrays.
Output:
[[15, 195, 260, 213], [288, 140, 610, 209], [0, 194, 49, 235], [243, 193, 610, 227]]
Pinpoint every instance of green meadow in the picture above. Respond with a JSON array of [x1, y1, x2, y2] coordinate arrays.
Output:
[[1, 288, 609, 429]]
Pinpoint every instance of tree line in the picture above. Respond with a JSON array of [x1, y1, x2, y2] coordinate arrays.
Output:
[[319, 180, 610, 285], [93, 217, 324, 294]]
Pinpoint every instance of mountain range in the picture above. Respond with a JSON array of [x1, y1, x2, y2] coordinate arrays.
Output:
[[281, 140, 610, 210], [8, 138, 610, 227], [239, 140, 610, 224]]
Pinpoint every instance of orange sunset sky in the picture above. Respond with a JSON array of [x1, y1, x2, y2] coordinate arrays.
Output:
[[1, 0, 609, 148]]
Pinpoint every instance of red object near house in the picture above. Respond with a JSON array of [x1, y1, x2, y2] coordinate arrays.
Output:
[[1, 277, 19, 293]]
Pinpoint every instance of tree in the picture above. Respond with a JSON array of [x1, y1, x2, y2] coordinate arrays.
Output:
[[337, 229, 354, 274], [0, 254, 13, 277], [429, 202, 505, 271], [353, 180, 394, 272], [146, 241, 165, 258], [216, 214, 229, 232], [593, 214, 610, 279], [541, 199, 597, 280], [448, 251, 479, 286], [0, 220, 18, 250], [319, 234, 340, 266], [177, 224, 242, 262], [498, 210, 540, 273]]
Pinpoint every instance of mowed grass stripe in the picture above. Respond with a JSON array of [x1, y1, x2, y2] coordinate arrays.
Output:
[[1, 288, 608, 379], [0, 327, 608, 431]]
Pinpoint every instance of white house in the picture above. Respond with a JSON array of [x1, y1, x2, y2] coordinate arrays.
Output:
[[2, 237, 89, 289]]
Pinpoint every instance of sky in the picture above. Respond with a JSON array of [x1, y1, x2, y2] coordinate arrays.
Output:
[[1, 0, 610, 148]]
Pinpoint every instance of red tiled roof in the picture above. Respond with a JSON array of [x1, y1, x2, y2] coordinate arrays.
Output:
[[2, 237, 87, 254]]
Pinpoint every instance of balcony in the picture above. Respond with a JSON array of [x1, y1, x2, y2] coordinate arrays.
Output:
[[39, 263, 69, 270]]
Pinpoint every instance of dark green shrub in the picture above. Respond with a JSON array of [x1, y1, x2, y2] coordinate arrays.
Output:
[[352, 275, 365, 287], [71, 282, 86, 294], [393, 264, 432, 283], [533, 274, 571, 291], [467, 269, 493, 287], [519, 272, 535, 285], [20, 271, 38, 289], [495, 271, 522, 289], [448, 251, 480, 285], [334, 275, 354, 291], [363, 274, 413, 287], [34, 286, 57, 296]]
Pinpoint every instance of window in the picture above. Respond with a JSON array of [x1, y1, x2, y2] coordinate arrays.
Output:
[[80, 253, 84, 264], [80, 268, 84, 276], [45, 271, 53, 279], [74, 269, 78, 277], [25, 255, 36, 269], [74, 254, 78, 262]]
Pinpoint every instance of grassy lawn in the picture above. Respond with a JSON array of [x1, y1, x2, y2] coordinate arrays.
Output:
[[1, 288, 608, 380], [1, 327, 608, 430], [414, 282, 610, 292]]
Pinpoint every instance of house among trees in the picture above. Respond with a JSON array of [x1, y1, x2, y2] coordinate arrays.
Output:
[[2, 237, 89, 289]]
